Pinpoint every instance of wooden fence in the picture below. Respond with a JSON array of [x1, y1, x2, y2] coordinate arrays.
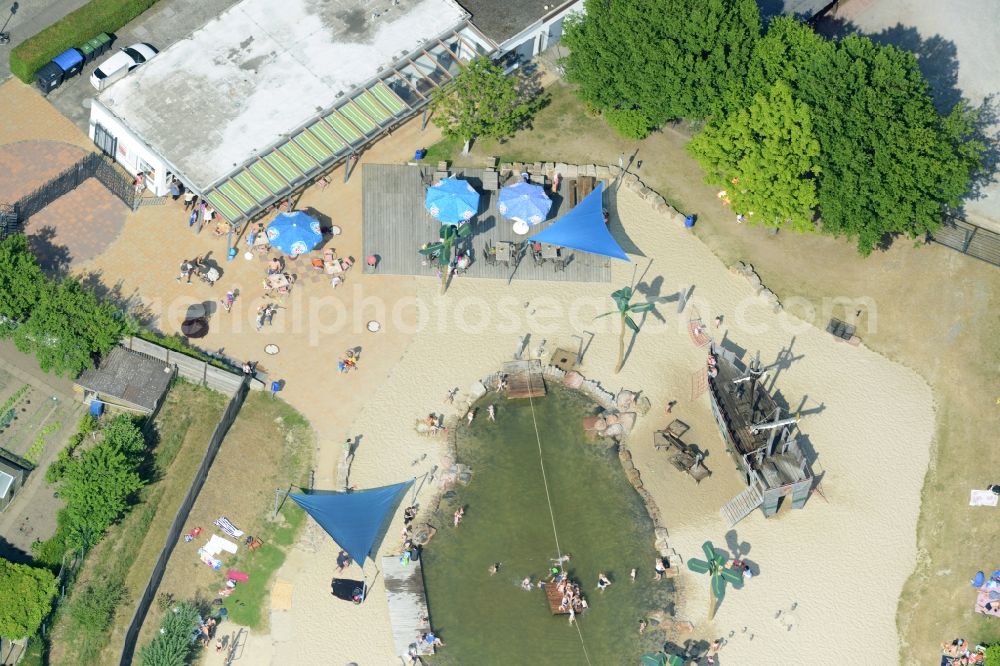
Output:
[[120, 337, 264, 395]]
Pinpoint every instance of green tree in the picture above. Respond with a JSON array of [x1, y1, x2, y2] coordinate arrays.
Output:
[[563, 0, 761, 137], [595, 285, 655, 374], [984, 645, 1000, 666], [139, 602, 200, 666], [430, 57, 543, 149], [688, 80, 821, 231], [0, 558, 58, 639], [0, 235, 46, 335], [13, 277, 129, 376], [685, 540, 743, 619], [746, 18, 983, 253]]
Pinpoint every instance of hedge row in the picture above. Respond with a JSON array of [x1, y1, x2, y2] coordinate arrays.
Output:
[[9, 0, 159, 83]]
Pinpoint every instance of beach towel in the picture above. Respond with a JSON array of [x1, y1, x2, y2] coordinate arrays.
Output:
[[198, 548, 222, 570], [976, 587, 1000, 616], [206, 535, 238, 556], [969, 490, 998, 507], [214, 517, 244, 538]]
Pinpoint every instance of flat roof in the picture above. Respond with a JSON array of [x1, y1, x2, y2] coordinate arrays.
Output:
[[0, 470, 13, 499], [76, 346, 173, 412], [458, 0, 573, 44], [98, 0, 468, 189]]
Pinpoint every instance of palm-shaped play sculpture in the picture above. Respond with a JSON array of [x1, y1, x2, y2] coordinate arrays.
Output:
[[419, 223, 473, 293], [686, 540, 743, 619], [595, 285, 655, 374]]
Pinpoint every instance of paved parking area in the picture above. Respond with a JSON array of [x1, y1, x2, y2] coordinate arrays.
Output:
[[46, 0, 243, 133]]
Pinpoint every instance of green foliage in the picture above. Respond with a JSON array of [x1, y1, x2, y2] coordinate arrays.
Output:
[[0, 236, 130, 376], [25, 421, 61, 465], [562, 0, 761, 136], [68, 580, 126, 633], [0, 559, 58, 639], [9, 0, 160, 83], [985, 645, 1000, 666], [46, 415, 98, 484], [36, 414, 146, 560], [13, 277, 129, 377], [430, 57, 544, 143], [0, 236, 46, 333], [134, 329, 230, 371], [744, 18, 983, 253], [688, 80, 821, 232], [139, 602, 200, 666]]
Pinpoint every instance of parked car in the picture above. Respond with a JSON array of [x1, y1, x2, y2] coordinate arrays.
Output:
[[89, 43, 158, 91]]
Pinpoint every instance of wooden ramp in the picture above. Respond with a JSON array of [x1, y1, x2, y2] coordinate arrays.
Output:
[[502, 359, 546, 399], [383, 555, 434, 657]]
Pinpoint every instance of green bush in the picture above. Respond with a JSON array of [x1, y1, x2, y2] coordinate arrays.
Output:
[[985, 645, 1000, 666], [139, 603, 200, 666], [69, 580, 126, 633], [9, 0, 160, 83], [135, 329, 232, 371]]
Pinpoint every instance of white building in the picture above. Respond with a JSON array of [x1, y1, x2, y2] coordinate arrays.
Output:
[[87, 0, 585, 225]]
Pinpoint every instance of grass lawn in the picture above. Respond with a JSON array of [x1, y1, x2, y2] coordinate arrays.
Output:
[[134, 392, 314, 650], [426, 74, 1000, 662], [46, 381, 227, 666]]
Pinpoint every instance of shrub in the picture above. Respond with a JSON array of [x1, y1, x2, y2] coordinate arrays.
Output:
[[69, 580, 127, 633], [985, 645, 1000, 666], [9, 0, 160, 83], [139, 603, 200, 666]]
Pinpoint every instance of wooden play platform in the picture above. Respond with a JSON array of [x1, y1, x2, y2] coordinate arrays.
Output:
[[502, 359, 546, 399], [383, 555, 434, 657], [545, 583, 569, 614]]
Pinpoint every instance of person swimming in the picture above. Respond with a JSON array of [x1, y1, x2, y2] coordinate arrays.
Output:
[[597, 572, 612, 591], [487, 404, 496, 421], [521, 577, 532, 591], [488, 562, 500, 575]]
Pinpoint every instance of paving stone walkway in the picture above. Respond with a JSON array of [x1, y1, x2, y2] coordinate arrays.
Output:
[[0, 140, 87, 202]]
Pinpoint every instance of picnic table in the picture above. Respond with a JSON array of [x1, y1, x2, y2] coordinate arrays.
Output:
[[495, 241, 513, 265]]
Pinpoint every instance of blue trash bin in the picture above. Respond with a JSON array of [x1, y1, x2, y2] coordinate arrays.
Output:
[[684, 215, 695, 228], [414, 148, 427, 160], [89, 400, 104, 417], [52, 48, 85, 78]]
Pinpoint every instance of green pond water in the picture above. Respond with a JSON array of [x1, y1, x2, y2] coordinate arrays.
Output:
[[422, 386, 672, 665]]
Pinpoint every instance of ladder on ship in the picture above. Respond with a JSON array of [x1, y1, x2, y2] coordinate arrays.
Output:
[[720, 483, 763, 527]]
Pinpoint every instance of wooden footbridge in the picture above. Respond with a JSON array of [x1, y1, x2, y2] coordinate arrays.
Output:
[[502, 359, 546, 399], [383, 555, 434, 658]]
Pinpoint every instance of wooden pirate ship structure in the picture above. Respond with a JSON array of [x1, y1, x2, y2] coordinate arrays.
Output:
[[706, 342, 813, 526]]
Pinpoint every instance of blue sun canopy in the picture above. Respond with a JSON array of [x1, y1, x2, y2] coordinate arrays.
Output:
[[528, 182, 629, 261], [290, 479, 413, 566]]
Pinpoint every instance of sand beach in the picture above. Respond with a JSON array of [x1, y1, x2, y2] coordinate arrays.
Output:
[[169, 177, 934, 664]]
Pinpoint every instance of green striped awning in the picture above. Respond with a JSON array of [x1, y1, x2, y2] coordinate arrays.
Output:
[[248, 161, 288, 193], [219, 181, 256, 213], [205, 191, 241, 222], [279, 142, 317, 174], [294, 130, 333, 163], [355, 91, 393, 123], [325, 112, 363, 144], [263, 152, 302, 183], [233, 171, 271, 203], [340, 101, 379, 133], [309, 120, 348, 154], [371, 81, 408, 115]]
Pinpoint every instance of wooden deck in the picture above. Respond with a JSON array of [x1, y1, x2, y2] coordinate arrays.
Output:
[[545, 583, 570, 614], [502, 359, 546, 399], [382, 555, 434, 657], [362, 164, 612, 283]]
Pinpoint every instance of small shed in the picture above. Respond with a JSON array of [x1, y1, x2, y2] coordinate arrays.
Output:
[[0, 449, 30, 512], [74, 346, 174, 415]]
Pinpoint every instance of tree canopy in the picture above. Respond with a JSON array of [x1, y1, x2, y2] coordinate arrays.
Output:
[[562, 0, 761, 137], [0, 558, 58, 639], [139, 602, 200, 666], [745, 18, 983, 253], [0, 234, 131, 375], [688, 80, 821, 232], [430, 57, 543, 144]]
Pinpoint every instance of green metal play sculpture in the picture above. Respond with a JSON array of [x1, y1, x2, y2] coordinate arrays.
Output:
[[595, 285, 655, 374], [685, 540, 743, 619], [419, 223, 473, 293]]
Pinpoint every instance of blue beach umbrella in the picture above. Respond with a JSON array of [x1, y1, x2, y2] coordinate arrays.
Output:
[[266, 211, 323, 256], [497, 181, 552, 226], [425, 177, 479, 224]]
